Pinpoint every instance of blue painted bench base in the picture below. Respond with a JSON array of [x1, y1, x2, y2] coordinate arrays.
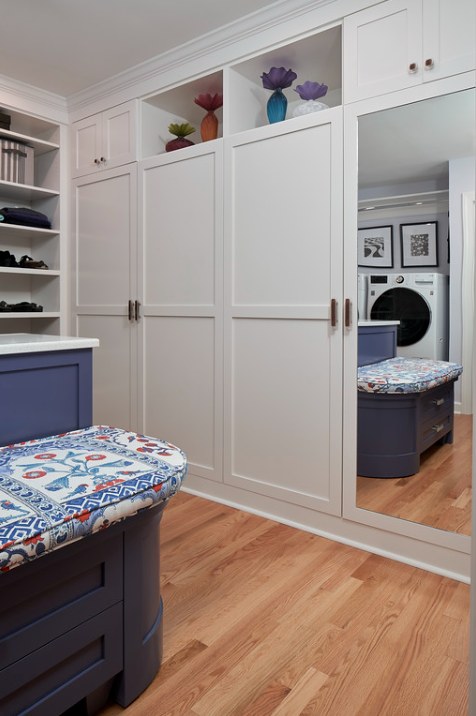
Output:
[[358, 379, 456, 478], [0, 501, 165, 716]]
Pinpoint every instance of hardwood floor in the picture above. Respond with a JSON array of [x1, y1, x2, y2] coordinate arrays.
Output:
[[96, 491, 469, 716], [357, 414, 472, 535]]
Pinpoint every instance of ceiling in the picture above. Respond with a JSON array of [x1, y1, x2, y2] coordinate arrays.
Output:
[[0, 0, 283, 98]]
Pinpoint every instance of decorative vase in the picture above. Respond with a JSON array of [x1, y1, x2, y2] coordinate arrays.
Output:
[[165, 137, 195, 152], [165, 122, 196, 153], [194, 93, 223, 142], [261, 67, 297, 125], [267, 88, 288, 124], [201, 110, 219, 142], [292, 100, 329, 118]]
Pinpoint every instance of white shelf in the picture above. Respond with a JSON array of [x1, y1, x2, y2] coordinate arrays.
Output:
[[0, 223, 58, 240], [0, 180, 59, 202], [139, 22, 342, 155], [0, 128, 59, 156], [0, 312, 60, 319], [0, 267, 60, 277]]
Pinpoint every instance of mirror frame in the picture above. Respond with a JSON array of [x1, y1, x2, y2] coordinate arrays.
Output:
[[342, 73, 475, 568]]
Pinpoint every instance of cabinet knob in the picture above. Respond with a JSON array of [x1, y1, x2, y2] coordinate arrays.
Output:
[[408, 62, 418, 74], [424, 58, 434, 70], [94, 158, 100, 165], [100, 156, 106, 165]]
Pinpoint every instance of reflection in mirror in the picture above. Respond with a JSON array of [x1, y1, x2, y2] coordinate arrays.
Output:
[[356, 89, 475, 536]]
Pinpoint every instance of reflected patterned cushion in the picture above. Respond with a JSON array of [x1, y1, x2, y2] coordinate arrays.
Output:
[[358, 357, 463, 394], [0, 426, 187, 572]]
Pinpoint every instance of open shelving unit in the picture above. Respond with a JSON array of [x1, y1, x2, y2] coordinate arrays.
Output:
[[139, 22, 342, 157], [0, 108, 61, 334]]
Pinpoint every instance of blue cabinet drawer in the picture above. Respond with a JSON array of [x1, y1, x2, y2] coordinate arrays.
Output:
[[0, 530, 123, 670]]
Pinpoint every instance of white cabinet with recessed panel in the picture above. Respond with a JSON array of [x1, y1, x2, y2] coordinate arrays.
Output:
[[71, 100, 137, 177], [344, 0, 475, 103]]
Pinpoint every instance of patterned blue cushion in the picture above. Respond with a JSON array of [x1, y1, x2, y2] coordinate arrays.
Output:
[[358, 357, 463, 394], [0, 426, 187, 572]]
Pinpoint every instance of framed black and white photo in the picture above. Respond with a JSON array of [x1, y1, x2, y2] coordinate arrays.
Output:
[[357, 226, 393, 268], [400, 222, 438, 267]]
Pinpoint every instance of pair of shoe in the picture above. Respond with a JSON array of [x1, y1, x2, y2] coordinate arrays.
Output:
[[0, 301, 43, 312], [19, 254, 49, 270], [0, 251, 48, 269], [0, 250, 18, 267]]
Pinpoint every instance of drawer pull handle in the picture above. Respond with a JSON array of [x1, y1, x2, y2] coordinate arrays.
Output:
[[432, 423, 445, 433], [431, 398, 445, 406], [424, 58, 434, 70], [408, 62, 418, 73], [128, 299, 134, 321]]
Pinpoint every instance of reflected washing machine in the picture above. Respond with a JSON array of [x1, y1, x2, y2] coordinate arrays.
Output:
[[367, 273, 449, 360]]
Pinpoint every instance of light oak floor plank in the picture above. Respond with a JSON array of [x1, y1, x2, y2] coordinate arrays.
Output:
[[356, 414, 472, 534], [92, 492, 469, 716]]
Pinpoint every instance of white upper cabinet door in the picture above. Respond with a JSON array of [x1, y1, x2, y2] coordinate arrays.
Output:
[[72, 100, 137, 177], [344, 0, 475, 104], [344, 0, 422, 103], [101, 102, 137, 171], [71, 114, 102, 177], [223, 110, 343, 516], [423, 0, 476, 82]]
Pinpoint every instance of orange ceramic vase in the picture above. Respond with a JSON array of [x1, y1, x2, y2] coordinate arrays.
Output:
[[200, 110, 218, 142]]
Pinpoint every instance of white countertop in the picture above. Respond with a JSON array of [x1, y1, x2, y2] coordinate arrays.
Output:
[[358, 321, 400, 327], [0, 333, 100, 355]]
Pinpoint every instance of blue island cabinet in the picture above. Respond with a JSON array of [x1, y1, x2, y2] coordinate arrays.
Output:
[[0, 335, 99, 445]]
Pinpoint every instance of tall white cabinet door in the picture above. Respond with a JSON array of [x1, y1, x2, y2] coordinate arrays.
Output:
[[224, 110, 343, 515], [344, 0, 422, 103], [72, 165, 138, 429], [138, 144, 223, 483]]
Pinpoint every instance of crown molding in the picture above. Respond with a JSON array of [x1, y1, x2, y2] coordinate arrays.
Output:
[[68, 0, 337, 114], [0, 73, 68, 124]]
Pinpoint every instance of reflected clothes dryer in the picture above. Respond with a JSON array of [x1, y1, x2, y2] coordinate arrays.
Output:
[[367, 273, 448, 360]]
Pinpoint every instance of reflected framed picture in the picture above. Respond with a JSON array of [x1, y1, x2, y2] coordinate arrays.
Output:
[[358, 225, 393, 268], [400, 221, 438, 267]]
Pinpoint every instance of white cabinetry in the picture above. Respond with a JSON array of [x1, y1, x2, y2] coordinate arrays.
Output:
[[0, 109, 62, 333], [72, 165, 138, 429], [71, 100, 137, 177], [138, 144, 223, 483], [344, 0, 476, 103], [223, 110, 343, 513]]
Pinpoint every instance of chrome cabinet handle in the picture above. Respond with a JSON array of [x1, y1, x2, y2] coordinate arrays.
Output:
[[431, 398, 445, 406], [432, 423, 445, 433]]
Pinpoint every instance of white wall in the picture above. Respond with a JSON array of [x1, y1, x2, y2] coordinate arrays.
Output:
[[449, 157, 476, 369]]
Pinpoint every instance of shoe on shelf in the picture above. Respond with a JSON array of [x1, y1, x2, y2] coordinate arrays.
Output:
[[19, 255, 49, 270], [0, 251, 19, 267], [10, 302, 44, 312], [0, 301, 12, 311]]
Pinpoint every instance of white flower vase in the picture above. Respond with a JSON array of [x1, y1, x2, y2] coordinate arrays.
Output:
[[292, 100, 329, 118]]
